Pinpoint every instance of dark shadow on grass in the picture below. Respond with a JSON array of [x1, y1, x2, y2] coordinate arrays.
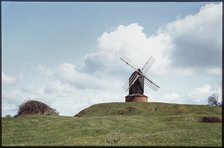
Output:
[[199, 116, 221, 123]]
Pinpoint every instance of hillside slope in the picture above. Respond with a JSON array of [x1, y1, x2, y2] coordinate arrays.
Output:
[[2, 102, 222, 146], [74, 102, 221, 117]]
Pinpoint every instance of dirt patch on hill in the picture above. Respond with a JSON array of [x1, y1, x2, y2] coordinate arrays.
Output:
[[117, 107, 137, 115]]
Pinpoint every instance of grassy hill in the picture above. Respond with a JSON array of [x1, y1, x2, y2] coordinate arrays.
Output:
[[2, 102, 222, 146]]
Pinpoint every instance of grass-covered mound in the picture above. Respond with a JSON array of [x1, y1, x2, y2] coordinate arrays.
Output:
[[74, 102, 221, 117], [15, 100, 58, 117], [2, 102, 222, 146]]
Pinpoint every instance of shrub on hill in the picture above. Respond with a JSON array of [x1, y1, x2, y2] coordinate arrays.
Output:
[[199, 116, 221, 123], [14, 99, 59, 117]]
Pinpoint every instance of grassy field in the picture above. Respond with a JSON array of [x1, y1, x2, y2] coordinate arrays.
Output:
[[2, 102, 222, 146]]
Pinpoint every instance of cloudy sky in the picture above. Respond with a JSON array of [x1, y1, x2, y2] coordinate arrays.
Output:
[[2, 2, 222, 117]]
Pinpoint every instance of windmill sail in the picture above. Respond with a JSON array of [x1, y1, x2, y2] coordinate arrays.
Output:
[[144, 79, 159, 91], [123, 72, 139, 91], [141, 56, 155, 74], [127, 74, 139, 91], [120, 55, 138, 71], [142, 73, 160, 91]]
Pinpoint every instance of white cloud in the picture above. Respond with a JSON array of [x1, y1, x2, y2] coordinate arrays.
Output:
[[55, 63, 123, 91], [92, 3, 222, 77], [44, 80, 75, 97], [97, 23, 173, 75], [205, 68, 222, 76], [2, 89, 35, 116], [158, 3, 222, 69], [18, 73, 24, 81], [43, 79, 125, 116], [172, 68, 196, 76], [164, 92, 181, 100], [161, 92, 182, 104], [2, 88, 45, 105], [2, 63, 126, 116], [188, 84, 212, 98], [36, 64, 54, 76], [49, 88, 125, 116], [187, 84, 221, 104], [152, 84, 222, 105], [2, 72, 16, 85], [2, 100, 18, 117]]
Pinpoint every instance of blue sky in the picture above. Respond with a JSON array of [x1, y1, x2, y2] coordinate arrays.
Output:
[[3, 2, 210, 68], [2, 2, 222, 116]]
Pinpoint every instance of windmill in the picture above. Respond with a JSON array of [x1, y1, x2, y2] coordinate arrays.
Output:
[[120, 55, 160, 102]]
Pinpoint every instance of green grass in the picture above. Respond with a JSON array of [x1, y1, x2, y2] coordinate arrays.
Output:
[[2, 102, 222, 146]]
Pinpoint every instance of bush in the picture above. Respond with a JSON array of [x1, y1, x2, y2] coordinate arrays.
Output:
[[15, 99, 59, 117], [208, 94, 220, 106], [199, 116, 221, 123]]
